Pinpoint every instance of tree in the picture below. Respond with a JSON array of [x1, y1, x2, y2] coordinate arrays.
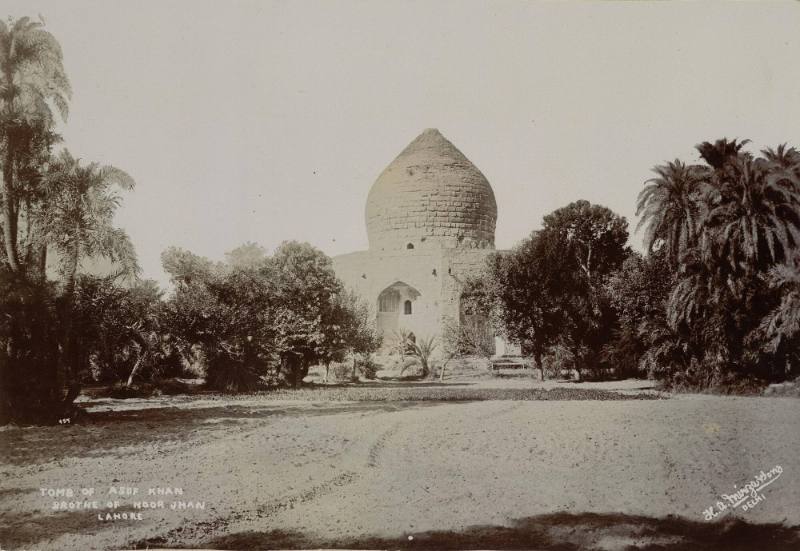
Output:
[[71, 276, 178, 387], [756, 254, 800, 376], [0, 266, 61, 422], [0, 17, 147, 422], [762, 144, 800, 177], [677, 142, 800, 372], [438, 315, 494, 381], [543, 199, 630, 285], [485, 201, 629, 375], [0, 120, 59, 276], [482, 235, 561, 368], [162, 241, 363, 390], [41, 150, 139, 298], [332, 290, 381, 381], [605, 249, 676, 378], [696, 138, 749, 170], [389, 328, 419, 376], [38, 150, 138, 400], [200, 267, 281, 391], [701, 151, 800, 274], [225, 241, 268, 269], [269, 241, 346, 387], [162, 250, 278, 392], [411, 335, 437, 379], [0, 16, 70, 273], [636, 160, 709, 266], [634, 138, 800, 387]]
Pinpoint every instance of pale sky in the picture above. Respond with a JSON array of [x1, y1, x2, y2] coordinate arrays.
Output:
[[7, 1, 800, 285]]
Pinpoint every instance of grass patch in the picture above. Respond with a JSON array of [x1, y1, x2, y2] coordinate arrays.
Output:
[[194, 386, 663, 402]]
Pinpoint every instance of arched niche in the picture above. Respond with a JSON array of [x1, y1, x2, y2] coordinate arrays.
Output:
[[377, 281, 421, 335]]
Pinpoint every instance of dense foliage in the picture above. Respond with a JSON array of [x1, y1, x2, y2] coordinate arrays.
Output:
[[634, 140, 800, 387], [0, 17, 381, 423], [72, 276, 183, 385], [0, 17, 139, 422], [162, 241, 381, 391], [477, 141, 800, 389], [482, 200, 629, 377]]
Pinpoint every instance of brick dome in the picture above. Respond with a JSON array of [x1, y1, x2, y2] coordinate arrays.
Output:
[[365, 129, 497, 251]]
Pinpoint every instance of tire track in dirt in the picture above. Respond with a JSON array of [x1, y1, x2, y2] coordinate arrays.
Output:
[[133, 471, 362, 548], [655, 438, 682, 510], [131, 420, 401, 549], [484, 400, 524, 420], [367, 422, 399, 468]]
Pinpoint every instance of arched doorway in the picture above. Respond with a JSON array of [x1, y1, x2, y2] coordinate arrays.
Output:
[[377, 281, 420, 336]]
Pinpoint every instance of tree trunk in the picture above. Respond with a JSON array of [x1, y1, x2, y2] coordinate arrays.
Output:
[[63, 236, 80, 300], [58, 237, 81, 404], [127, 353, 145, 387], [439, 357, 451, 382], [22, 197, 33, 265], [2, 146, 21, 272], [38, 244, 47, 279], [534, 350, 543, 380]]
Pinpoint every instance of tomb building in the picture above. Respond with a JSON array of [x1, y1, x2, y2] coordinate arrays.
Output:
[[333, 128, 500, 352]]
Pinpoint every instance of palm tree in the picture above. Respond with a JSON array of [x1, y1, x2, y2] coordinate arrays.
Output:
[[758, 256, 800, 359], [39, 150, 138, 401], [701, 154, 800, 273], [42, 150, 138, 294], [696, 138, 750, 170], [0, 16, 71, 272], [411, 335, 438, 379], [636, 160, 709, 265], [762, 144, 800, 180], [391, 328, 415, 364], [762, 144, 800, 166]]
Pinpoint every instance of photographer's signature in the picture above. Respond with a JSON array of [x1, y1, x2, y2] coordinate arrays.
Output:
[[702, 465, 783, 520]]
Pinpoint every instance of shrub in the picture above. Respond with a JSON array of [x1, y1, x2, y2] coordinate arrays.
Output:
[[540, 344, 578, 379], [0, 271, 65, 424], [204, 351, 274, 392], [330, 361, 355, 382], [106, 378, 196, 399], [162, 242, 380, 391], [356, 354, 380, 379]]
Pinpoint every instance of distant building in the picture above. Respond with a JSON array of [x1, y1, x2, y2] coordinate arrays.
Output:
[[333, 128, 502, 353]]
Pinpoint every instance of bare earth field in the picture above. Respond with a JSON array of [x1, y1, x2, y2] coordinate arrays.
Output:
[[1, 379, 799, 551]]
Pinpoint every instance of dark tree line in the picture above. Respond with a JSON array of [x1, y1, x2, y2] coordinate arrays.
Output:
[[0, 18, 379, 424], [160, 242, 380, 391], [479, 140, 800, 388], [1, 17, 139, 423], [633, 139, 800, 387]]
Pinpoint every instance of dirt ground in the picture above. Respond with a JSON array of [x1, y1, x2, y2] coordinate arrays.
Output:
[[1, 379, 798, 551]]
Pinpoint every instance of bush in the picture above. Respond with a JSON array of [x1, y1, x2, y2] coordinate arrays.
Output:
[[331, 361, 355, 382], [162, 242, 379, 391], [540, 345, 577, 380], [356, 354, 380, 379], [326, 354, 379, 382], [204, 350, 274, 392], [107, 382, 157, 399], [106, 378, 194, 399], [385, 357, 420, 377], [0, 271, 66, 424]]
